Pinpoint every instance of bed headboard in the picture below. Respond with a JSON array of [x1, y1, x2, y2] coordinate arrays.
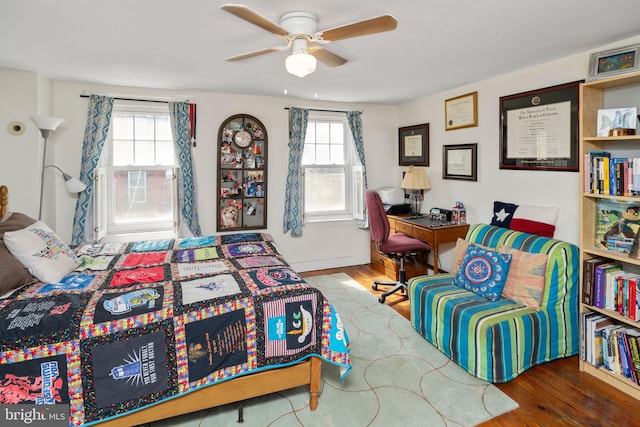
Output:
[[0, 185, 7, 218]]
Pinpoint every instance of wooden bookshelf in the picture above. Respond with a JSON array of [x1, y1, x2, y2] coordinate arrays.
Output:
[[579, 70, 640, 400]]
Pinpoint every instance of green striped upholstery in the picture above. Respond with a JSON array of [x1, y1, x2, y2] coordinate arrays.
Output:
[[408, 223, 579, 383]]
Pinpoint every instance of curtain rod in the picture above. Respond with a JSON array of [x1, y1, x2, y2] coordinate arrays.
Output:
[[80, 94, 194, 104], [284, 107, 362, 114]]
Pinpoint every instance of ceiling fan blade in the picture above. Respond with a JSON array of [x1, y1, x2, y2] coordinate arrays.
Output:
[[225, 46, 286, 62], [221, 4, 289, 36], [319, 15, 398, 42], [309, 47, 347, 67]]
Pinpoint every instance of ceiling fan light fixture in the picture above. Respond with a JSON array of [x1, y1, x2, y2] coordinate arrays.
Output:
[[285, 52, 317, 78]]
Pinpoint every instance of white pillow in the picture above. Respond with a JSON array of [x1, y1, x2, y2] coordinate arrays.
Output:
[[4, 221, 79, 283]]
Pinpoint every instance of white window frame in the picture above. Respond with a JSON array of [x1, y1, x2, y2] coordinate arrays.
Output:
[[302, 112, 364, 223], [95, 101, 178, 241]]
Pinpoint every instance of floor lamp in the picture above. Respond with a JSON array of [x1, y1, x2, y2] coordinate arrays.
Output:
[[32, 115, 67, 220], [401, 165, 431, 215]]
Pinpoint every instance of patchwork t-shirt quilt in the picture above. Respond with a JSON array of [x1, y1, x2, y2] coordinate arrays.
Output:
[[0, 232, 351, 426]]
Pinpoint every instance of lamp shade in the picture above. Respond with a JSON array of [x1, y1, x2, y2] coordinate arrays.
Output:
[[44, 165, 86, 193], [401, 166, 431, 190], [31, 115, 66, 132], [64, 176, 87, 193], [285, 52, 317, 78]]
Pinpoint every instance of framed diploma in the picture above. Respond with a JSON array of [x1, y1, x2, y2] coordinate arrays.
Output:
[[399, 123, 429, 166], [445, 91, 478, 131], [499, 81, 582, 171], [443, 143, 477, 181]]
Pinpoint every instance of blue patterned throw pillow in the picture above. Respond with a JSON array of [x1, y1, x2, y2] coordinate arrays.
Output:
[[454, 244, 512, 302]]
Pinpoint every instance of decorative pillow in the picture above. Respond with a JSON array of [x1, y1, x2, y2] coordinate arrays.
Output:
[[491, 201, 518, 228], [4, 221, 79, 284], [500, 246, 548, 310], [453, 244, 512, 302], [451, 238, 491, 276], [509, 205, 558, 238], [0, 212, 37, 293]]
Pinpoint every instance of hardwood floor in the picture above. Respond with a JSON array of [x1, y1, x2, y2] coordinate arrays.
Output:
[[301, 264, 639, 427]]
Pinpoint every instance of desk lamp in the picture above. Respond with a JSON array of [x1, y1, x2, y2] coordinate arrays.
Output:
[[401, 165, 430, 215]]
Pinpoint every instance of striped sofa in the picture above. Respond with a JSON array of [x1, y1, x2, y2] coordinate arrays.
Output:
[[408, 223, 579, 383]]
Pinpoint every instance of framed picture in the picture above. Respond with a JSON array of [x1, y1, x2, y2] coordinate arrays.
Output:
[[445, 91, 478, 131], [588, 44, 640, 81], [499, 81, 581, 171], [443, 143, 477, 181], [399, 123, 429, 166], [597, 107, 638, 136]]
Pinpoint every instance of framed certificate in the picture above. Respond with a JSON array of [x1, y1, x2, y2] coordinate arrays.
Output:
[[499, 81, 581, 171], [445, 91, 478, 131], [443, 144, 477, 181], [399, 123, 429, 166]]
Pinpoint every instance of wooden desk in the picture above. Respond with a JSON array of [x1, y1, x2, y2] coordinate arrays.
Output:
[[393, 217, 469, 274]]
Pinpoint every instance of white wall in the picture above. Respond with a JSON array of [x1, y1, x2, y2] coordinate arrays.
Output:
[[0, 69, 41, 217], [3, 33, 640, 272]]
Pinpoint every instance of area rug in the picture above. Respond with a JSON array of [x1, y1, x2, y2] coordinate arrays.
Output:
[[151, 273, 518, 427]]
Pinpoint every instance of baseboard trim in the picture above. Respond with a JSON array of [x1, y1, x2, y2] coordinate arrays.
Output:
[[291, 255, 369, 273]]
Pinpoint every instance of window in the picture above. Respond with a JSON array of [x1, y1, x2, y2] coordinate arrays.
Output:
[[96, 102, 177, 240], [301, 112, 364, 222]]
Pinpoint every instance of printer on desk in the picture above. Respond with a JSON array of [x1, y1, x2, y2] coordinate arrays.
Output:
[[376, 187, 411, 215]]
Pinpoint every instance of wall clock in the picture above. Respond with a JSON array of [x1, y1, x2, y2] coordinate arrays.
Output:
[[234, 130, 252, 148], [217, 114, 267, 231]]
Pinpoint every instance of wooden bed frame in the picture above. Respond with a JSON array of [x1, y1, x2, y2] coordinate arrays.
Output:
[[0, 184, 322, 426]]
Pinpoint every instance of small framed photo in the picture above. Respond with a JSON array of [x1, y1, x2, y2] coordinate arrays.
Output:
[[588, 44, 640, 81], [445, 91, 478, 131], [596, 107, 638, 136], [399, 123, 429, 166], [443, 143, 477, 181]]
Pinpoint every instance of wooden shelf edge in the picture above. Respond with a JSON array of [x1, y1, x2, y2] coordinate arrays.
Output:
[[583, 71, 640, 89], [580, 302, 640, 326], [581, 248, 640, 266], [580, 360, 640, 399], [582, 193, 640, 202]]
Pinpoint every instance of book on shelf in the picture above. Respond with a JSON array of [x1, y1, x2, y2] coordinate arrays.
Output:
[[584, 313, 607, 364], [582, 315, 640, 383], [580, 310, 596, 361], [585, 151, 610, 194], [628, 333, 640, 385], [605, 268, 625, 311], [594, 317, 617, 367], [584, 152, 640, 196], [622, 329, 640, 384], [587, 263, 640, 318], [582, 257, 608, 305], [602, 324, 623, 373], [593, 263, 622, 309], [618, 330, 631, 379], [633, 277, 640, 321]]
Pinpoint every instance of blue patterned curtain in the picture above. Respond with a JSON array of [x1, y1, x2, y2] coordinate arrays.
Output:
[[283, 107, 308, 236], [169, 102, 202, 237], [347, 111, 367, 188], [71, 95, 114, 245], [347, 111, 368, 228]]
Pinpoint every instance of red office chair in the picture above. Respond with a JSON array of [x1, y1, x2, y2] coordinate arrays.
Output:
[[366, 189, 431, 303]]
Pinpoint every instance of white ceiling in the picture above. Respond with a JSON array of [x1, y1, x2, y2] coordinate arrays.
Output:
[[2, 0, 640, 105]]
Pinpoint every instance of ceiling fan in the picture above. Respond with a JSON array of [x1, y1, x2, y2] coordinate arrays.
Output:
[[221, 4, 398, 77]]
